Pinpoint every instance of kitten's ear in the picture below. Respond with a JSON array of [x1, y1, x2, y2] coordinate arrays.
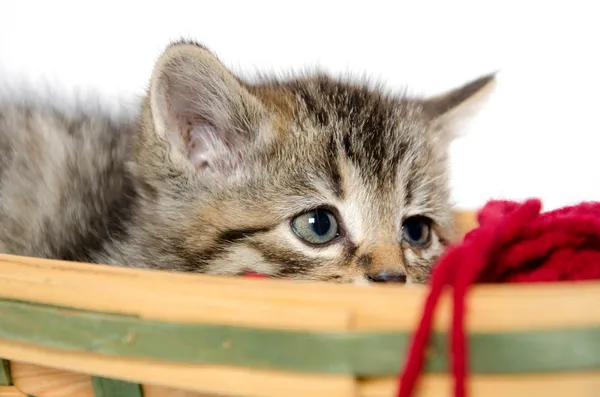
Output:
[[420, 73, 496, 144], [148, 41, 269, 173]]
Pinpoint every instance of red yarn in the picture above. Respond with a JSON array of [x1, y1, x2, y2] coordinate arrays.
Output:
[[397, 199, 600, 397], [243, 272, 269, 279]]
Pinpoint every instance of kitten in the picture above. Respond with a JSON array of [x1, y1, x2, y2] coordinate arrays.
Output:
[[0, 41, 494, 284]]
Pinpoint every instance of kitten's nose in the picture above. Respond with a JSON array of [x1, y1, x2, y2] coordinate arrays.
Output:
[[367, 272, 407, 283]]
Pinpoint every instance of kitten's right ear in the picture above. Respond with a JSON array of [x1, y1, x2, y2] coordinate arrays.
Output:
[[420, 73, 497, 145], [148, 41, 269, 174]]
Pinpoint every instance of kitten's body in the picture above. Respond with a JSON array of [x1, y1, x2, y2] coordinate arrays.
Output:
[[0, 41, 494, 284], [0, 99, 137, 263]]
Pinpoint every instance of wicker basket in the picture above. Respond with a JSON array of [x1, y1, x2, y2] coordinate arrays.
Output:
[[0, 211, 598, 397]]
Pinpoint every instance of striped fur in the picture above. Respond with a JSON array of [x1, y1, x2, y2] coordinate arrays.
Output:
[[0, 41, 494, 284]]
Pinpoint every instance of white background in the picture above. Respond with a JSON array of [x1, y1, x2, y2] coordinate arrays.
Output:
[[1, 1, 598, 210]]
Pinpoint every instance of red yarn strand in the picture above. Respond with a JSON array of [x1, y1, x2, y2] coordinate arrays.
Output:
[[397, 198, 600, 397]]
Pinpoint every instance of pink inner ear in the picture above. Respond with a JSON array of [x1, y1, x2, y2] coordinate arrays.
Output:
[[183, 122, 240, 172]]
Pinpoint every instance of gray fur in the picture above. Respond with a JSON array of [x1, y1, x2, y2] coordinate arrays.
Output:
[[0, 40, 494, 284]]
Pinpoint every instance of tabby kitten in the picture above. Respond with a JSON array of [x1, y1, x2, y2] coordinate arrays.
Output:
[[0, 41, 494, 284]]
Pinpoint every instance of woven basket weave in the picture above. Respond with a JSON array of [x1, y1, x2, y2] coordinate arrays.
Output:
[[0, 211, 598, 397]]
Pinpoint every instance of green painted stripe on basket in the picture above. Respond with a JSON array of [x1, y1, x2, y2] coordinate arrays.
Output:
[[0, 359, 12, 385], [91, 376, 144, 397], [0, 298, 599, 376]]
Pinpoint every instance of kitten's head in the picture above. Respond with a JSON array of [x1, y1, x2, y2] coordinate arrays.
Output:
[[131, 41, 494, 284]]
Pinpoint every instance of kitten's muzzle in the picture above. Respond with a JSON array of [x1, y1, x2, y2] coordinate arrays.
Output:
[[366, 272, 407, 283]]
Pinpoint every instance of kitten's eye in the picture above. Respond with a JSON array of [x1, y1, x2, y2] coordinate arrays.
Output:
[[291, 208, 340, 245], [401, 216, 432, 248]]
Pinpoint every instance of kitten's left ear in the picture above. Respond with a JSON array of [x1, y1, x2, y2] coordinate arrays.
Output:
[[420, 73, 497, 144], [148, 41, 270, 174]]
